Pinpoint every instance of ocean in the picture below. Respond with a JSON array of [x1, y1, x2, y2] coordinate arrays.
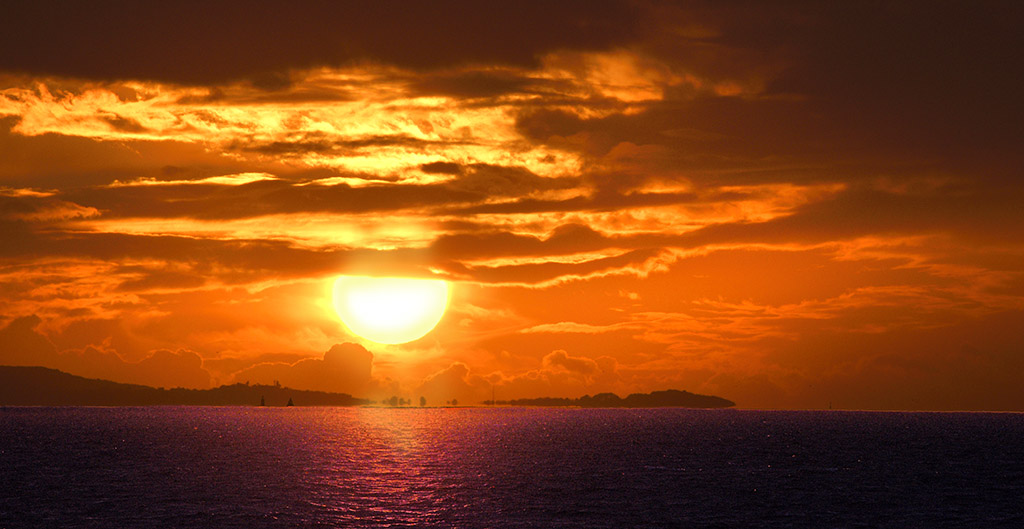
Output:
[[1, 407, 1022, 528]]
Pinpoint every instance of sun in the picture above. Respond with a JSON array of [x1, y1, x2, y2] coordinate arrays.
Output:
[[332, 276, 450, 344]]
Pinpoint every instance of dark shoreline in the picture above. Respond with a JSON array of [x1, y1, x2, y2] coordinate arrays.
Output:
[[0, 365, 736, 409], [0, 365, 367, 407]]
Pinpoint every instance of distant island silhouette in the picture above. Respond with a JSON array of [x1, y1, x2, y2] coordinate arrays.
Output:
[[0, 366, 734, 408], [486, 390, 735, 408], [0, 366, 368, 407]]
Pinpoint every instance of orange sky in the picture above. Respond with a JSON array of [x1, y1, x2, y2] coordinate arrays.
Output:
[[1, 1, 1022, 410]]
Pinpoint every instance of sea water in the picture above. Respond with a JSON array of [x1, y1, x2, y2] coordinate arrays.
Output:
[[1, 407, 1022, 528]]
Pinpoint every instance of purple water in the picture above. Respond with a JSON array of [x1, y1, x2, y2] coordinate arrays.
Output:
[[2, 407, 1022, 527]]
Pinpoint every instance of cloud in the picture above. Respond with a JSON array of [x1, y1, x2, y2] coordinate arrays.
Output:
[[542, 350, 598, 375], [406, 69, 581, 100], [420, 162, 461, 175], [414, 350, 622, 404], [0, 117, 283, 189], [1, 3, 1022, 411], [62, 347, 212, 389], [114, 270, 206, 292], [230, 343, 374, 395], [0, 315, 58, 366], [676, 185, 1024, 248], [495, 351, 621, 400], [0, 194, 99, 222], [462, 248, 669, 285], [702, 309, 1024, 411], [450, 189, 740, 215], [414, 362, 485, 405], [521, 322, 615, 335], [0, 0, 641, 84], [233, 134, 474, 158], [0, 315, 211, 388]]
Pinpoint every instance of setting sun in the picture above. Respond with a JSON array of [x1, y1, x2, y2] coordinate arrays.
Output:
[[332, 276, 449, 344]]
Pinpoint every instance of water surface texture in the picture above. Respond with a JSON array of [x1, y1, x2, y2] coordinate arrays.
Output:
[[2, 407, 1022, 528]]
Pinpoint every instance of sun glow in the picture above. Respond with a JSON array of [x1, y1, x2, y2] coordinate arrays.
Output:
[[332, 276, 450, 344]]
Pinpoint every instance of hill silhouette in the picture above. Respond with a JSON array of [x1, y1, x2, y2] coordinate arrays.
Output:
[[489, 390, 735, 408], [0, 366, 369, 406], [0, 366, 734, 409]]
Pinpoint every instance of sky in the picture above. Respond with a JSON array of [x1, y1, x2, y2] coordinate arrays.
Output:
[[1, 1, 1022, 410]]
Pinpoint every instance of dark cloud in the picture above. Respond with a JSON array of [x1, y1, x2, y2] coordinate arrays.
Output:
[[443, 164, 579, 196], [234, 134, 474, 157], [0, 193, 98, 222], [0, 231, 337, 279], [500, 3, 1024, 187], [759, 3, 1024, 159], [430, 223, 610, 261], [50, 164, 578, 220], [102, 114, 150, 133], [678, 184, 1024, 249], [0, 119, 284, 188], [0, 0, 641, 84], [420, 162, 461, 175], [174, 85, 358, 105], [58, 179, 480, 219], [463, 248, 663, 284], [407, 70, 577, 99], [7, 179, 1020, 290], [0, 226, 446, 285], [452, 188, 750, 215], [0, 217, 679, 286], [514, 98, 884, 189], [409, 71, 536, 99]]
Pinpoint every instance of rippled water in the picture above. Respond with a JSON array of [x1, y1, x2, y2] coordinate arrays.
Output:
[[2, 407, 1022, 528]]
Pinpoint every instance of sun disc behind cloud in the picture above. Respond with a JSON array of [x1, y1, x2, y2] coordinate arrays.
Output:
[[332, 276, 449, 344]]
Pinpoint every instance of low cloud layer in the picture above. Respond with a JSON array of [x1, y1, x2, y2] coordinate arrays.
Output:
[[0, 316, 211, 389], [231, 343, 375, 395]]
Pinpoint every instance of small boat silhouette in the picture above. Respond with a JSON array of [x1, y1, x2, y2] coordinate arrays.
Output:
[[286, 397, 294, 407], [260, 396, 265, 406]]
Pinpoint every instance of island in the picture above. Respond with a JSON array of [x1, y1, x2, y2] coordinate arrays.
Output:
[[0, 366, 368, 407], [486, 390, 735, 408], [0, 366, 734, 409]]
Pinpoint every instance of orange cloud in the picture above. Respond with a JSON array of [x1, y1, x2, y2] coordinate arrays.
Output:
[[0, 315, 211, 389], [414, 350, 622, 404], [231, 343, 375, 395], [1, 3, 1021, 411]]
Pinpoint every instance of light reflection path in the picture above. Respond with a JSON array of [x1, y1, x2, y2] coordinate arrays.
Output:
[[2, 407, 1024, 527]]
